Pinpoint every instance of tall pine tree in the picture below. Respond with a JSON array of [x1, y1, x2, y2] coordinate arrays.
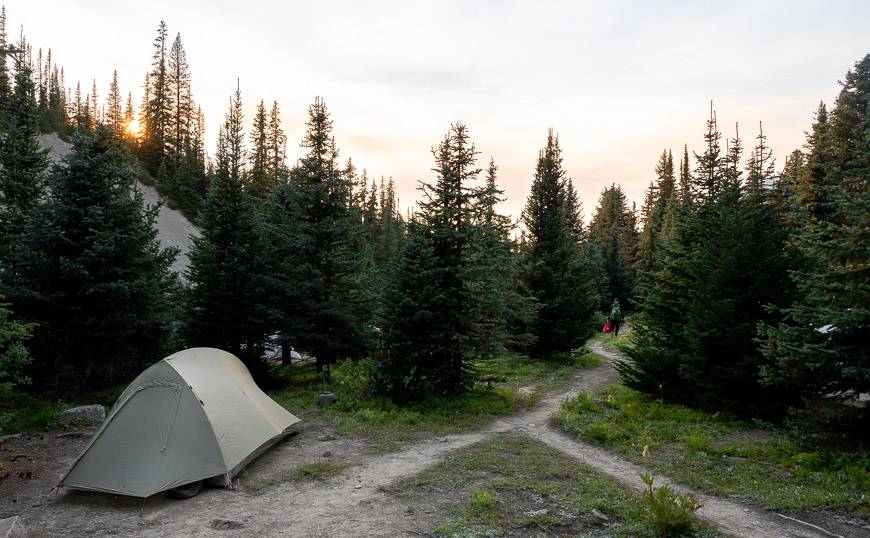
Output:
[[520, 130, 604, 358], [10, 127, 177, 392], [759, 55, 870, 416], [183, 85, 267, 372], [259, 97, 368, 372]]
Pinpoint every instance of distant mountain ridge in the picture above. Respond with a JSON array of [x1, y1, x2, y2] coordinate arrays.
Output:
[[38, 133, 199, 275]]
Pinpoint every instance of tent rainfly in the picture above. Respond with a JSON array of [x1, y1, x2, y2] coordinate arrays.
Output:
[[59, 348, 302, 497]]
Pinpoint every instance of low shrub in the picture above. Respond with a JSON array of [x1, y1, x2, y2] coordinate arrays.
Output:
[[641, 473, 703, 536]]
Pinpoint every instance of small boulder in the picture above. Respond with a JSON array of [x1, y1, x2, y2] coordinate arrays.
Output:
[[0, 516, 27, 538], [0, 434, 22, 445], [318, 392, 338, 406], [591, 508, 610, 522], [58, 405, 106, 427]]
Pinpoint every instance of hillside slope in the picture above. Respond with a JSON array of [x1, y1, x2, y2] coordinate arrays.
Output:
[[38, 133, 199, 275]]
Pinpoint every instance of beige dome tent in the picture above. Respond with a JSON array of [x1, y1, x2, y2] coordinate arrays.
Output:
[[59, 348, 302, 497]]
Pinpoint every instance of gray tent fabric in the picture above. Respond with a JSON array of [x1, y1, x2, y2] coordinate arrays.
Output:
[[59, 348, 301, 497]]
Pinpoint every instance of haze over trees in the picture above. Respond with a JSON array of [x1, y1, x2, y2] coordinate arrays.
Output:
[[0, 4, 866, 440]]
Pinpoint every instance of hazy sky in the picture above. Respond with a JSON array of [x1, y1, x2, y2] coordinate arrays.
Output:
[[9, 0, 870, 219]]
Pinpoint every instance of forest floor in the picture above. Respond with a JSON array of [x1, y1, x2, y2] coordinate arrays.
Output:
[[1, 336, 867, 537]]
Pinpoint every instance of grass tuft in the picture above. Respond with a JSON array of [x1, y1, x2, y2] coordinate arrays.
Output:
[[244, 461, 348, 494]]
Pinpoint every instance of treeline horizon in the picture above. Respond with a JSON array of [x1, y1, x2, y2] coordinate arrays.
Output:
[[0, 12, 817, 220], [0, 6, 866, 438]]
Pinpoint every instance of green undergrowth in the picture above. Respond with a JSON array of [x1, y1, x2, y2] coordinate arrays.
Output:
[[552, 383, 870, 517], [243, 461, 348, 494], [269, 350, 600, 452], [0, 384, 124, 435], [385, 433, 717, 537]]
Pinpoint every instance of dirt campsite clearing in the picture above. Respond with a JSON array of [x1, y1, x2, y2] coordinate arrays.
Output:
[[2, 337, 863, 538]]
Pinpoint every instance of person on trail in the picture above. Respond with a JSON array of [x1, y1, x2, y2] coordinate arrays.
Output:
[[608, 298, 623, 336]]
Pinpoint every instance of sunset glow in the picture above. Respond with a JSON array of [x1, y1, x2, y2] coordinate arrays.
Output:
[[125, 118, 141, 137]]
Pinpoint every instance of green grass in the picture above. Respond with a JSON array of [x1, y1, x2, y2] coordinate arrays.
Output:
[[552, 383, 870, 517], [386, 433, 717, 537], [269, 351, 600, 452], [243, 461, 348, 494]]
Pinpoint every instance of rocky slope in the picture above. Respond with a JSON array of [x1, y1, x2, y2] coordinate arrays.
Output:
[[38, 133, 199, 275]]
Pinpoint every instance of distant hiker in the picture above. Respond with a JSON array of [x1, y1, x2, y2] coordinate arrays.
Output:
[[608, 298, 623, 336]]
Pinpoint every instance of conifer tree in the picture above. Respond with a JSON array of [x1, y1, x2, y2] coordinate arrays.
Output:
[[563, 178, 584, 241], [106, 70, 123, 136], [797, 103, 836, 220], [745, 122, 775, 200], [167, 32, 191, 172], [71, 81, 84, 130], [184, 86, 267, 372], [123, 91, 135, 142], [520, 130, 604, 358], [266, 100, 287, 184], [693, 103, 725, 200], [760, 55, 870, 413], [619, 111, 795, 417], [679, 144, 691, 207], [259, 97, 368, 373], [589, 184, 636, 301], [0, 47, 49, 264], [248, 99, 270, 197], [9, 127, 176, 391], [89, 79, 99, 126], [142, 21, 170, 171], [0, 7, 9, 112], [381, 123, 480, 396]]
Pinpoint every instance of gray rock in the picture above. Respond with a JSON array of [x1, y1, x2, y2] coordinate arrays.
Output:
[[0, 434, 22, 444], [318, 392, 338, 406], [591, 508, 610, 522], [58, 405, 106, 427], [0, 516, 27, 538]]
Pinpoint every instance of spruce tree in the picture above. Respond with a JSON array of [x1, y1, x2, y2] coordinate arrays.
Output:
[[0, 7, 10, 114], [89, 79, 99, 126], [745, 122, 775, 201], [106, 70, 123, 136], [123, 92, 135, 143], [589, 184, 636, 301], [248, 99, 270, 197], [619, 111, 795, 417], [381, 123, 480, 397], [760, 55, 870, 412], [679, 144, 691, 207], [520, 130, 604, 358], [167, 33, 191, 168], [142, 21, 170, 171], [0, 48, 49, 265], [10, 127, 176, 392], [259, 97, 368, 373], [266, 100, 287, 184], [184, 86, 267, 372]]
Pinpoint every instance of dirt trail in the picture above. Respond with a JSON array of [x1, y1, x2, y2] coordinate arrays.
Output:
[[9, 339, 837, 537]]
